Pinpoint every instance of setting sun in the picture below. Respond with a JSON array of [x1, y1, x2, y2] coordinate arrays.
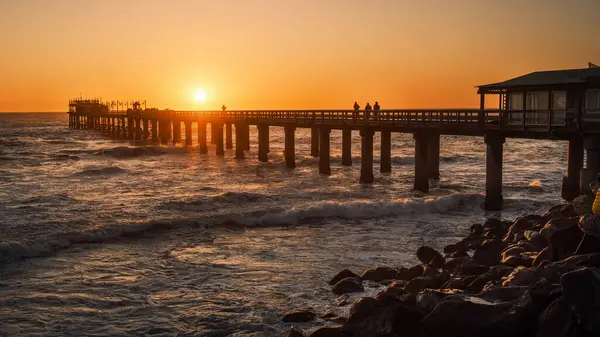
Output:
[[194, 90, 207, 103]]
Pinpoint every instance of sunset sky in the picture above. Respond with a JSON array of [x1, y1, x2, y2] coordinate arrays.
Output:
[[1, 0, 599, 112]]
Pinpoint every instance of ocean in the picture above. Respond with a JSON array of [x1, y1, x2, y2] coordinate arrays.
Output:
[[0, 112, 567, 336]]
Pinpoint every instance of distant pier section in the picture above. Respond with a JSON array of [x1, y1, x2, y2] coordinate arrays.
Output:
[[68, 67, 600, 210]]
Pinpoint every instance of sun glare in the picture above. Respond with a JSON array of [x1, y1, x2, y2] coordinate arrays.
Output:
[[194, 90, 207, 103]]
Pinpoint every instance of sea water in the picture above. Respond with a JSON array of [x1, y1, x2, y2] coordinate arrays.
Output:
[[0, 113, 566, 336]]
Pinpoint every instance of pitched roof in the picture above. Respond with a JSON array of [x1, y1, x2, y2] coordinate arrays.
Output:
[[478, 67, 600, 90]]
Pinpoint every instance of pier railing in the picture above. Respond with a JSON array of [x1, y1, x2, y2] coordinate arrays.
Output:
[[71, 107, 596, 132]]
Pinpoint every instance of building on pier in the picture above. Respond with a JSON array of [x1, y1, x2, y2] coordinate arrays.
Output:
[[478, 65, 600, 202]]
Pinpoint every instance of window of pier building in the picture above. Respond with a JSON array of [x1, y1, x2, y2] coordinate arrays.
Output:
[[508, 92, 524, 110], [586, 89, 600, 111]]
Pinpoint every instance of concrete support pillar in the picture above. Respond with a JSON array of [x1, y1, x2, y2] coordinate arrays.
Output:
[[284, 126, 296, 168], [127, 118, 134, 140], [235, 123, 245, 159], [142, 119, 149, 139], [414, 131, 429, 192], [225, 123, 233, 149], [561, 138, 583, 200], [581, 136, 600, 194], [215, 122, 224, 156], [184, 121, 193, 146], [380, 130, 392, 173], [257, 124, 269, 162], [427, 133, 440, 179], [198, 122, 208, 153], [161, 120, 171, 145], [134, 119, 142, 140], [210, 123, 217, 144], [484, 133, 506, 211], [360, 128, 375, 183], [342, 128, 352, 166], [111, 118, 116, 135], [311, 127, 320, 157], [319, 127, 331, 175], [172, 120, 182, 145], [243, 124, 250, 151], [151, 119, 158, 142]]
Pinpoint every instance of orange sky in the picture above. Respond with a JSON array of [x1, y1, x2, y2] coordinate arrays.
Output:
[[1, 0, 599, 112]]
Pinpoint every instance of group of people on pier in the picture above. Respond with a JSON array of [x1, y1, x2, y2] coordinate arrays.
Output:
[[353, 101, 381, 121]]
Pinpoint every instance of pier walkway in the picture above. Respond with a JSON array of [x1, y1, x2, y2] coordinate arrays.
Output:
[[68, 100, 600, 211]]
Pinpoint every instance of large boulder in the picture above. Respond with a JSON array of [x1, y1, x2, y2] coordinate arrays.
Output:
[[308, 326, 345, 337], [405, 276, 442, 295], [561, 267, 600, 333], [504, 218, 534, 243], [282, 309, 317, 323], [535, 297, 578, 337], [376, 280, 407, 300], [453, 262, 490, 276], [332, 277, 364, 295], [342, 297, 425, 337], [329, 269, 359, 285], [416, 246, 445, 268], [285, 326, 305, 337], [572, 194, 594, 216], [397, 264, 424, 281], [420, 285, 547, 337], [361, 266, 400, 282], [416, 288, 463, 312], [473, 239, 506, 266]]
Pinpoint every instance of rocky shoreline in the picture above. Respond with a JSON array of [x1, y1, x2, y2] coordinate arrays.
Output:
[[281, 194, 600, 337]]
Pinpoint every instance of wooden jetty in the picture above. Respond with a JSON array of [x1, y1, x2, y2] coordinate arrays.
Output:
[[68, 66, 600, 210]]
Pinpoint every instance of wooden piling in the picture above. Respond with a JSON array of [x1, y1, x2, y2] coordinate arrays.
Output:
[[360, 128, 374, 183], [284, 126, 296, 168], [319, 127, 331, 175], [484, 133, 505, 211], [380, 130, 392, 173]]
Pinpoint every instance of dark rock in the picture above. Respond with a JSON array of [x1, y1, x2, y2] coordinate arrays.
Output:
[[446, 249, 469, 258], [453, 262, 490, 276], [416, 288, 463, 312], [332, 277, 364, 295], [308, 326, 345, 337], [376, 281, 407, 300], [540, 217, 579, 241], [443, 243, 464, 254], [282, 309, 316, 323], [285, 326, 305, 337], [525, 231, 548, 250], [501, 252, 537, 268], [342, 297, 425, 337], [533, 247, 551, 267], [572, 194, 594, 215], [504, 218, 534, 243], [544, 204, 577, 220], [561, 267, 600, 331], [549, 224, 584, 262], [466, 275, 492, 293], [416, 246, 445, 268], [444, 257, 471, 272], [422, 266, 443, 279], [419, 285, 543, 337], [442, 275, 477, 290], [489, 265, 514, 278], [524, 214, 543, 223], [470, 223, 484, 236], [397, 265, 424, 281], [536, 297, 578, 337], [504, 253, 600, 287], [405, 276, 442, 295], [361, 266, 399, 282], [473, 239, 506, 266], [329, 269, 359, 285]]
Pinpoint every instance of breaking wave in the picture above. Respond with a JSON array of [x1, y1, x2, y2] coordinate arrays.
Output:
[[0, 193, 483, 264]]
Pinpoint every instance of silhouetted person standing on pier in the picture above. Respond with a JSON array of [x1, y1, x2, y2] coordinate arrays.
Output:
[[353, 101, 360, 121], [365, 103, 372, 121], [374, 101, 380, 121]]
